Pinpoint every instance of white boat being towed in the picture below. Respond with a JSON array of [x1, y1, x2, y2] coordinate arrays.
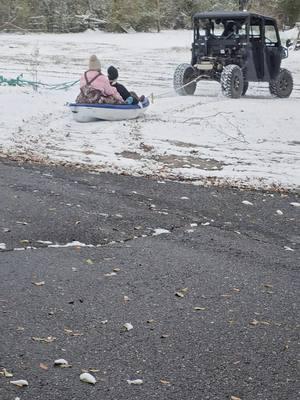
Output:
[[69, 98, 150, 122]]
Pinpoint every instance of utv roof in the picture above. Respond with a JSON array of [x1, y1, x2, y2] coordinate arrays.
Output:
[[193, 11, 276, 22]]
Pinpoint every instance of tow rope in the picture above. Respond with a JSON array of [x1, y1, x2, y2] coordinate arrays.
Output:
[[0, 73, 200, 102], [0, 74, 79, 90]]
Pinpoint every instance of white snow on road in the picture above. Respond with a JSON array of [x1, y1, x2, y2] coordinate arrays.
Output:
[[0, 30, 299, 190]]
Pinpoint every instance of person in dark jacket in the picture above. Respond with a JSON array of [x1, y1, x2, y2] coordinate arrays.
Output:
[[107, 66, 145, 105]]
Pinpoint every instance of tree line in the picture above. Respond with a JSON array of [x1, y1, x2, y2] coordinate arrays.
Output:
[[0, 0, 299, 33]]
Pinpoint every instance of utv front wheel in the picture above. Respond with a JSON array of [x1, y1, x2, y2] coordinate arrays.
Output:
[[269, 69, 293, 98], [174, 63, 196, 96], [221, 64, 244, 99]]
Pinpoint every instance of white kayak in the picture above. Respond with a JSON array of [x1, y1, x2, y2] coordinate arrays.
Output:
[[69, 98, 150, 122]]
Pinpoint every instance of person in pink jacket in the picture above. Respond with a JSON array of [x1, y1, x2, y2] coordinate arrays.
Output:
[[76, 55, 124, 104]]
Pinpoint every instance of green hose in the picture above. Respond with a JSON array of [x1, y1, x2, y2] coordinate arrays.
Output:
[[0, 74, 79, 90]]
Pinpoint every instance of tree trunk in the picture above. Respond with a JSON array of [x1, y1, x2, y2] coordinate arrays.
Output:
[[156, 0, 161, 32]]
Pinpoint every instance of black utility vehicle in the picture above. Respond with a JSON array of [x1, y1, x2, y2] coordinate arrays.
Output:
[[174, 11, 293, 98]]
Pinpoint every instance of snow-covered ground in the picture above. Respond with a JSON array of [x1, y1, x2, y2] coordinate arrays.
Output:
[[0, 30, 299, 190]]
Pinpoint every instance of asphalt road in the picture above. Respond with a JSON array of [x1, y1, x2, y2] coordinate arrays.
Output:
[[0, 159, 299, 400]]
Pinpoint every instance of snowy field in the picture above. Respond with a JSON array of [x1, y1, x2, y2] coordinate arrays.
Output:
[[0, 30, 299, 190]]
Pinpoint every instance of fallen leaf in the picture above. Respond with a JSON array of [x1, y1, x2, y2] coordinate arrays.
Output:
[[123, 323, 133, 331], [20, 240, 29, 244], [175, 287, 188, 298], [127, 379, 143, 385], [80, 372, 96, 385], [32, 336, 56, 343], [231, 396, 242, 400], [104, 272, 117, 277], [113, 268, 121, 272], [249, 319, 259, 326], [232, 288, 241, 293], [32, 281, 45, 286], [264, 284, 273, 289], [260, 321, 271, 326], [10, 380, 28, 387], [17, 327, 25, 332], [0, 368, 13, 377], [276, 210, 283, 215], [160, 379, 171, 385], [64, 328, 83, 337], [39, 363, 48, 370], [123, 295, 130, 302], [194, 307, 206, 311], [85, 259, 94, 265], [161, 334, 170, 339]]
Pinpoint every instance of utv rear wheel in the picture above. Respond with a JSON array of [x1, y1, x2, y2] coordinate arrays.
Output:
[[174, 63, 196, 96], [269, 69, 293, 98], [221, 64, 244, 99]]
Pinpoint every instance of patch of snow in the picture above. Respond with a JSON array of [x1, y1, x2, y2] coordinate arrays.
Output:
[[0, 30, 299, 190], [152, 228, 170, 236], [48, 241, 94, 248], [242, 200, 253, 206], [284, 246, 295, 252], [290, 202, 300, 207]]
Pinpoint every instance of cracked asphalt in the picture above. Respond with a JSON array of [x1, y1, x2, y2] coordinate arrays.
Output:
[[0, 159, 299, 400]]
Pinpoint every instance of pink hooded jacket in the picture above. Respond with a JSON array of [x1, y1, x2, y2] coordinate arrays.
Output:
[[80, 70, 124, 103]]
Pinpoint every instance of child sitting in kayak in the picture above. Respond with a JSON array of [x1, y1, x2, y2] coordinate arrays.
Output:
[[76, 55, 124, 104], [107, 66, 145, 105]]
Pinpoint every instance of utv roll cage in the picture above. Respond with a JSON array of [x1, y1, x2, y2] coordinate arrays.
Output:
[[193, 12, 281, 49]]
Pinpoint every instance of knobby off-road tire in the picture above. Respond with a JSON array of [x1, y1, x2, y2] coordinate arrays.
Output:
[[173, 63, 196, 96], [269, 68, 293, 98], [221, 64, 244, 99]]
